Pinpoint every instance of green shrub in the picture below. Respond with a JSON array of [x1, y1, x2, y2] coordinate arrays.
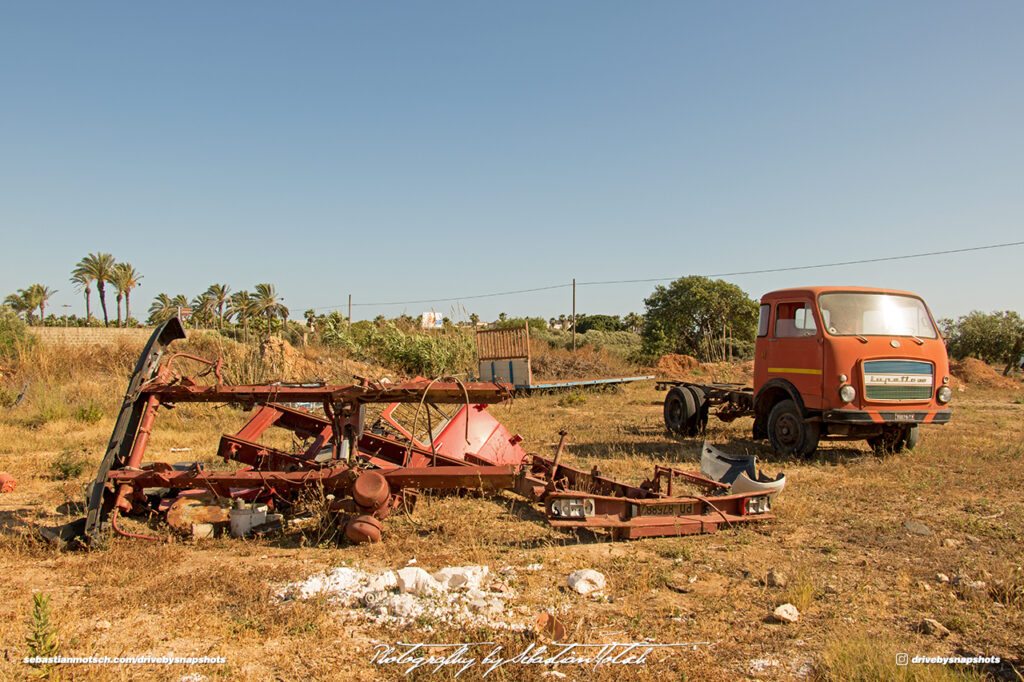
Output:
[[0, 307, 33, 360], [72, 400, 104, 424], [324, 321, 476, 377], [25, 593, 59, 669], [556, 392, 587, 407], [50, 448, 87, 480]]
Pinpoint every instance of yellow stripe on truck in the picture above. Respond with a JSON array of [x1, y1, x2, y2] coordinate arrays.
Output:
[[767, 367, 823, 375]]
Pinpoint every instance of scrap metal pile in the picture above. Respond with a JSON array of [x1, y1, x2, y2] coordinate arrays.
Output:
[[54, 319, 782, 547]]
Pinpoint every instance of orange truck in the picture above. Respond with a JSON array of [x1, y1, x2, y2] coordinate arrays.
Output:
[[658, 286, 953, 456]]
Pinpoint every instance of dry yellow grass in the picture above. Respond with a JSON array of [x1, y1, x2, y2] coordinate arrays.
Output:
[[0, 340, 1021, 681]]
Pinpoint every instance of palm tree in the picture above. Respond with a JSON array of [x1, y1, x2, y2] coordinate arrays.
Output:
[[26, 284, 56, 322], [228, 290, 255, 341], [73, 253, 117, 326], [110, 263, 143, 326], [70, 271, 94, 322], [4, 292, 32, 322], [304, 309, 316, 330], [205, 284, 230, 329], [191, 293, 215, 329], [252, 283, 289, 331], [148, 293, 176, 325]]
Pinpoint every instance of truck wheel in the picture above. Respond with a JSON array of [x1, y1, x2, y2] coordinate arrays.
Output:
[[767, 399, 819, 457], [663, 387, 694, 434], [868, 426, 907, 455], [904, 424, 920, 450], [687, 386, 709, 435]]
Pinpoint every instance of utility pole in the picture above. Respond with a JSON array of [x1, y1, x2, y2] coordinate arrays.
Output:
[[572, 278, 576, 351], [348, 294, 352, 331]]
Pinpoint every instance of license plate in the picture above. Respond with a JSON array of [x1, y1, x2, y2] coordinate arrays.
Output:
[[894, 413, 915, 422]]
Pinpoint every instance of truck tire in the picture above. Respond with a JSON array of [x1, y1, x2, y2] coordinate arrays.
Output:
[[663, 387, 696, 435], [767, 399, 819, 457], [687, 386, 709, 434], [869, 425, 915, 454], [904, 424, 920, 450]]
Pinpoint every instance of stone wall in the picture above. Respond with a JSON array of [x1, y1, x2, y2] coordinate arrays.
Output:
[[27, 327, 156, 346]]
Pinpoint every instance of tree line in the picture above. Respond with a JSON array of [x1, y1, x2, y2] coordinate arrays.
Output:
[[5, 253, 143, 327], [4, 260, 1023, 370]]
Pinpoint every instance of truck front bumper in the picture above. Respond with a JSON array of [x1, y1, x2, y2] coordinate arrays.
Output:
[[822, 408, 952, 425]]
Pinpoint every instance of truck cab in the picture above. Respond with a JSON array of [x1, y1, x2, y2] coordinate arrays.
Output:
[[752, 287, 952, 455]]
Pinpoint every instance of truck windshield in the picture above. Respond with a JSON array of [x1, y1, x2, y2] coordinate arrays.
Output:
[[817, 292, 938, 339]]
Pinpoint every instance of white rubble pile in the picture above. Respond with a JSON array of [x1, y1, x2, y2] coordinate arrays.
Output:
[[567, 569, 606, 595], [276, 564, 528, 631]]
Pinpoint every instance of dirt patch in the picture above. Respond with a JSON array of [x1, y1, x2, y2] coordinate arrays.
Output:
[[655, 354, 700, 378], [951, 358, 1020, 390], [655, 355, 754, 384]]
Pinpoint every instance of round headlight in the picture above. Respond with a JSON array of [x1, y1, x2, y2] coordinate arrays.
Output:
[[839, 384, 856, 403], [937, 386, 952, 404]]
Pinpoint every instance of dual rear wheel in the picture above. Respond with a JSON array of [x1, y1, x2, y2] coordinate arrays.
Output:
[[663, 386, 708, 437]]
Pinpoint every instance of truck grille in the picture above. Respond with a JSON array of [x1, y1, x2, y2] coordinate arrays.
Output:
[[862, 360, 934, 401]]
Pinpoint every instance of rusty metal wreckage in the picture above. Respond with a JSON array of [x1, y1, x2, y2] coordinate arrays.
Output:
[[49, 318, 777, 548]]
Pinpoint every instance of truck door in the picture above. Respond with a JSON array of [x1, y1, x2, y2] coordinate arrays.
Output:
[[767, 301, 824, 409]]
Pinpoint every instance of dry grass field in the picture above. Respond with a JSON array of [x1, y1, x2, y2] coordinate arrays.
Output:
[[0, 339, 1021, 681]]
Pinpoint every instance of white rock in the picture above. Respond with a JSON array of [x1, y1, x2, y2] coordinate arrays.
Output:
[[568, 569, 607, 595], [367, 571, 398, 592], [385, 593, 423, 619], [288, 567, 362, 600], [526, 563, 544, 571], [936, 573, 950, 583], [433, 565, 490, 590], [773, 603, 799, 623], [396, 567, 446, 597]]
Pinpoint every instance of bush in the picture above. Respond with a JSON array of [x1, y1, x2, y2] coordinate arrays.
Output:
[[50, 448, 88, 480], [556, 392, 587, 407], [322, 321, 476, 377], [941, 310, 1024, 373], [72, 400, 104, 424], [0, 307, 32, 360]]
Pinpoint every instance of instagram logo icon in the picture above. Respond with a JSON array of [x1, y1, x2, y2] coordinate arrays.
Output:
[[896, 653, 909, 666]]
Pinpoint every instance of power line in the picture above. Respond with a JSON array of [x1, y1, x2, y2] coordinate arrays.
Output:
[[314, 239, 1024, 311], [339, 283, 571, 308]]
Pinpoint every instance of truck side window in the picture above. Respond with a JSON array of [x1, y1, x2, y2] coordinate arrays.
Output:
[[775, 302, 817, 337], [757, 304, 770, 337]]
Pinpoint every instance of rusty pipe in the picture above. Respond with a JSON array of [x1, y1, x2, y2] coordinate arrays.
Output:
[[547, 430, 569, 486], [114, 393, 161, 512]]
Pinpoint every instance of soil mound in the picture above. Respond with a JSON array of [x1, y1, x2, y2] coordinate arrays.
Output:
[[950, 358, 1019, 390], [655, 354, 700, 379], [655, 355, 753, 384]]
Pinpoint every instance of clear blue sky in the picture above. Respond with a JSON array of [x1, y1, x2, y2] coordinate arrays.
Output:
[[2, 2, 1021, 323]]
